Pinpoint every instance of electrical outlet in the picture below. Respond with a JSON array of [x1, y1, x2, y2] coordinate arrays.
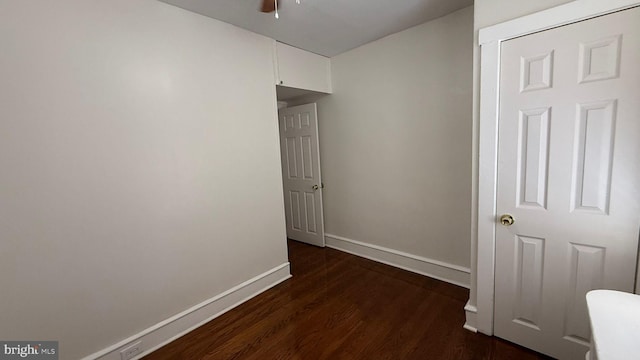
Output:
[[120, 341, 143, 360]]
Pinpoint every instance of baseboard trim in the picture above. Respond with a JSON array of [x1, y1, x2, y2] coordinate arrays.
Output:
[[464, 300, 478, 333], [81, 262, 292, 360], [325, 234, 470, 289]]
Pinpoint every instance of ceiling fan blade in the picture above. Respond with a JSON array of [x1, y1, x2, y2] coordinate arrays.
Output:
[[260, 0, 278, 13]]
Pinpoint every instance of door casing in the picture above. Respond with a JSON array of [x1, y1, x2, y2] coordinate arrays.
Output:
[[472, 0, 640, 336]]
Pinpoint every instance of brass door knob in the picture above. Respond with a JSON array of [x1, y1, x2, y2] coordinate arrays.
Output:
[[500, 214, 515, 226], [312, 184, 319, 190]]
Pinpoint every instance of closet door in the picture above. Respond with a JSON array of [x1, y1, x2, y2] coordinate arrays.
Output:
[[494, 7, 640, 359]]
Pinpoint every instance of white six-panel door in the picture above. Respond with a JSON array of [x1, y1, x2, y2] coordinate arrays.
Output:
[[279, 103, 325, 247], [494, 7, 640, 359]]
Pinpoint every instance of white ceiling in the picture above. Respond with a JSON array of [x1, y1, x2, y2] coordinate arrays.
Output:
[[160, 0, 473, 57]]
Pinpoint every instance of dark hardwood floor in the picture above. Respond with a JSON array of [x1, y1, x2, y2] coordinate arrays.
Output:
[[145, 240, 551, 359]]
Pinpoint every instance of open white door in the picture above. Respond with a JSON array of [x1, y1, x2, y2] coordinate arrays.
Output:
[[494, 7, 640, 359], [278, 103, 325, 247]]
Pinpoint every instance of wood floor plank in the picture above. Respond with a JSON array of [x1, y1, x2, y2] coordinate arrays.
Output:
[[144, 240, 552, 360]]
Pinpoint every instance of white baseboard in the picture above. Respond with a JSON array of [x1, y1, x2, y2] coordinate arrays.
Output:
[[325, 234, 470, 289], [81, 263, 292, 360], [464, 300, 478, 332]]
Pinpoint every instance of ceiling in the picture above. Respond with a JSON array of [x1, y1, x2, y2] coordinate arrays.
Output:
[[160, 0, 473, 57]]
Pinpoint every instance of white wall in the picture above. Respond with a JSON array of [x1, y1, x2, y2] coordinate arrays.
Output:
[[0, 1, 288, 358], [474, 0, 575, 29], [467, 0, 576, 329], [317, 7, 473, 270]]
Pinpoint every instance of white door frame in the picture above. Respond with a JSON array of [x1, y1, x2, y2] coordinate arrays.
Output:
[[475, 0, 640, 335]]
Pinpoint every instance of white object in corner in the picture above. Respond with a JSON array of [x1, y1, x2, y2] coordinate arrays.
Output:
[[274, 42, 332, 93], [463, 301, 478, 333], [325, 234, 470, 289], [586, 290, 640, 360], [81, 263, 291, 360]]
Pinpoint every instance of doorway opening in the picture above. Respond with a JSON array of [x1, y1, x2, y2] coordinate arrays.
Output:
[[276, 85, 329, 247]]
